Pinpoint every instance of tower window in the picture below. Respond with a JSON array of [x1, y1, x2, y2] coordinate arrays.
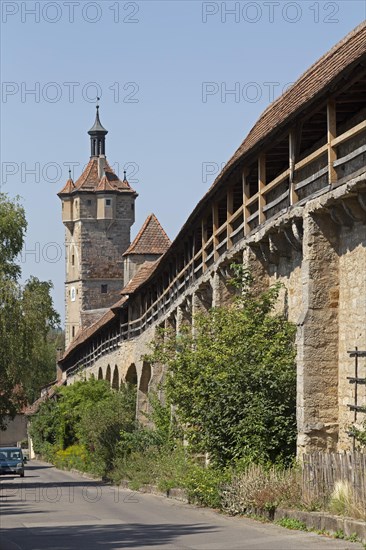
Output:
[[105, 199, 112, 206], [87, 199, 92, 206], [101, 284, 108, 294], [72, 326, 75, 338], [71, 254, 75, 266], [131, 203, 134, 211]]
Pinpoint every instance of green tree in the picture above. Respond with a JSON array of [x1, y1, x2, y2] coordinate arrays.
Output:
[[0, 193, 61, 427], [147, 267, 297, 467]]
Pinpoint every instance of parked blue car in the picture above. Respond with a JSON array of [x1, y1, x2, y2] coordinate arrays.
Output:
[[0, 447, 26, 477]]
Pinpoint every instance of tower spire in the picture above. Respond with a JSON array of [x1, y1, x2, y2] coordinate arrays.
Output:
[[88, 98, 108, 157]]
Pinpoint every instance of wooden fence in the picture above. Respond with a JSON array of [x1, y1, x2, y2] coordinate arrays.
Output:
[[302, 451, 366, 506]]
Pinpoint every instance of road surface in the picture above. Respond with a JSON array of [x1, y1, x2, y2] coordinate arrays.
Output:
[[0, 460, 363, 550]]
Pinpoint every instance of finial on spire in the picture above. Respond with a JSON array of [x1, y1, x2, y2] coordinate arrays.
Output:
[[123, 170, 127, 181], [68, 168, 72, 180]]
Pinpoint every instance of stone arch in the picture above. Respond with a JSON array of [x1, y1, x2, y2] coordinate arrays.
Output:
[[106, 365, 111, 384], [125, 363, 137, 386], [139, 362, 151, 394], [98, 367, 103, 380], [112, 365, 119, 390], [137, 362, 152, 424]]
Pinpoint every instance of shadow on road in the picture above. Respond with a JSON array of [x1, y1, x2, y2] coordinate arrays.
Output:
[[0, 522, 218, 549], [25, 464, 54, 471]]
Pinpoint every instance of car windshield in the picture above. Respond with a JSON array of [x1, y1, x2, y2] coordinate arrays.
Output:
[[0, 449, 22, 461]]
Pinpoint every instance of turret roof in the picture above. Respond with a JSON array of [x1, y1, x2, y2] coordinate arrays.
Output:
[[58, 177, 75, 196], [88, 105, 108, 135], [58, 158, 137, 196], [123, 214, 171, 256]]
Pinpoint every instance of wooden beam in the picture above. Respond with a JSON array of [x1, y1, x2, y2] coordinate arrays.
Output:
[[227, 187, 234, 249], [332, 120, 366, 147], [258, 154, 266, 224], [243, 167, 250, 234], [289, 129, 298, 205], [327, 98, 337, 185], [201, 218, 207, 272], [212, 203, 219, 261]]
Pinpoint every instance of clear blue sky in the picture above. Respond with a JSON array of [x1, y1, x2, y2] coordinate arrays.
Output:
[[1, 1, 365, 322]]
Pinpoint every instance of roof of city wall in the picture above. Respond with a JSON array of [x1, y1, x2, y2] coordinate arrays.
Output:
[[59, 22, 366, 365]]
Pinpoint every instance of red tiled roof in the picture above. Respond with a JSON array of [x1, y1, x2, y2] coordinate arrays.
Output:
[[61, 308, 117, 360], [58, 158, 137, 195], [24, 379, 66, 416], [96, 174, 116, 193], [60, 295, 130, 362], [121, 260, 160, 295], [58, 177, 75, 196], [111, 295, 129, 311], [123, 214, 171, 256], [210, 21, 366, 189]]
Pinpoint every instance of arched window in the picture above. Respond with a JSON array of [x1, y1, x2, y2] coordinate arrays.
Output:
[[106, 365, 111, 384], [112, 366, 119, 390], [125, 363, 137, 386], [139, 362, 151, 395]]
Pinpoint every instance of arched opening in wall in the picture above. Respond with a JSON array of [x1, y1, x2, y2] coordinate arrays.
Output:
[[112, 365, 119, 390], [89, 373, 95, 380], [106, 365, 111, 384], [139, 362, 151, 395], [125, 363, 137, 387], [98, 367, 103, 380], [137, 362, 152, 425]]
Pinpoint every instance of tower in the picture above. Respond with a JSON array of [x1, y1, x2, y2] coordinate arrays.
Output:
[[58, 105, 137, 348]]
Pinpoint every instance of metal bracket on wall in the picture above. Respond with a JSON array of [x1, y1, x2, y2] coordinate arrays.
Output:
[[347, 347, 366, 450]]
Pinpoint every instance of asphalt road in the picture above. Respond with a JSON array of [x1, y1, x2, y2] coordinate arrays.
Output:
[[0, 460, 363, 550]]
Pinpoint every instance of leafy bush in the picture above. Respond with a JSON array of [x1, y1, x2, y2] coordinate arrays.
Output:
[[78, 385, 136, 476], [183, 464, 229, 508], [54, 444, 91, 472], [146, 266, 297, 467]]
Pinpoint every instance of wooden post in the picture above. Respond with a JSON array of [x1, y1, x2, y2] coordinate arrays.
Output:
[[227, 187, 234, 248], [202, 218, 207, 272], [258, 154, 266, 224], [213, 203, 219, 261], [289, 129, 298, 205], [327, 98, 337, 185], [243, 168, 250, 234]]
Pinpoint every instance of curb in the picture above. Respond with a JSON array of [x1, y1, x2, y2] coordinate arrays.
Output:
[[274, 508, 366, 543]]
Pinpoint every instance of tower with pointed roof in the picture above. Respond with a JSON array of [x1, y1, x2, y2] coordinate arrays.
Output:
[[58, 105, 137, 347]]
